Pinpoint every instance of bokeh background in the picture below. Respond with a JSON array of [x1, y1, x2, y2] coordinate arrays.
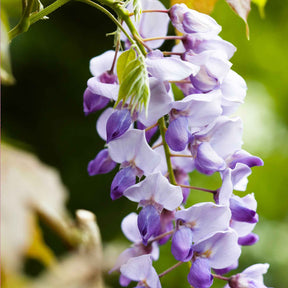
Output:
[[2, 0, 288, 287]]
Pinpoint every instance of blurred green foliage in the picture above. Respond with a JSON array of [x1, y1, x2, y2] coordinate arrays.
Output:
[[2, 0, 288, 287]]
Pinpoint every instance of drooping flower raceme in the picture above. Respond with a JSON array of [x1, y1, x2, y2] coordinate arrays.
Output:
[[84, 1, 269, 287]]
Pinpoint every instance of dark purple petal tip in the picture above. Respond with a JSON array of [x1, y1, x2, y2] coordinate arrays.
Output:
[[88, 149, 116, 176], [106, 109, 132, 143]]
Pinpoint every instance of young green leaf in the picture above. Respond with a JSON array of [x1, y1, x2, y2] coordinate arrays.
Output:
[[116, 48, 150, 113]]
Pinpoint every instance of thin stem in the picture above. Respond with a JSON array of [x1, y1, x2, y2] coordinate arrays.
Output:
[[143, 35, 184, 42], [163, 51, 183, 56], [152, 142, 163, 150], [9, 0, 72, 40], [179, 184, 217, 194], [147, 229, 174, 245], [133, 33, 152, 52], [109, 37, 120, 74], [142, 9, 169, 13], [145, 122, 158, 131], [9, 0, 36, 40], [170, 154, 193, 158], [211, 274, 229, 281], [158, 261, 183, 278], [76, 0, 134, 46], [158, 117, 177, 185]]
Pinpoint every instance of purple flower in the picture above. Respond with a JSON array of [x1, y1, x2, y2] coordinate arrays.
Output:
[[83, 88, 110, 115], [188, 258, 213, 288], [120, 255, 161, 288], [227, 263, 270, 288], [106, 109, 132, 143], [169, 4, 221, 35], [87, 149, 116, 175], [87, 50, 120, 101], [193, 230, 241, 270], [111, 213, 159, 272], [108, 129, 161, 176], [110, 167, 136, 200], [171, 226, 194, 262]]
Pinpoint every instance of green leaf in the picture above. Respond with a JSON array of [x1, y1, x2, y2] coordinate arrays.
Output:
[[116, 48, 150, 113], [117, 47, 137, 84], [1, 9, 16, 85], [252, 0, 267, 17]]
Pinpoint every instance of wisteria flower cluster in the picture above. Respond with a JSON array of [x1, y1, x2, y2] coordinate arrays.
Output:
[[84, 0, 270, 287]]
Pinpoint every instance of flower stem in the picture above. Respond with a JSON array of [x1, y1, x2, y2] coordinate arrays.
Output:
[[179, 184, 217, 194], [211, 273, 230, 281], [143, 35, 184, 42], [158, 117, 177, 185], [170, 154, 193, 158], [147, 229, 174, 245], [158, 261, 183, 278], [9, 0, 72, 41]]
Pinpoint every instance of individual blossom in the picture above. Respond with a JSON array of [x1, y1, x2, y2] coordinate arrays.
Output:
[[120, 255, 161, 288], [187, 230, 241, 287], [107, 129, 161, 199], [171, 202, 231, 262], [227, 263, 270, 288], [111, 213, 159, 272], [169, 3, 221, 35], [124, 172, 183, 244]]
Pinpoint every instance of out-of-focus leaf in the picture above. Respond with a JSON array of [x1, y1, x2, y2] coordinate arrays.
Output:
[[1, 143, 68, 273], [26, 214, 56, 267], [226, 0, 251, 37], [116, 47, 150, 113], [170, 0, 219, 14], [252, 0, 267, 17], [1, 9, 16, 85]]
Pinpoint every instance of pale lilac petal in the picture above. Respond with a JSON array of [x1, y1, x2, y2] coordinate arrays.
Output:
[[195, 142, 226, 175], [176, 202, 231, 243], [121, 0, 169, 49], [215, 168, 233, 205], [194, 230, 241, 269], [183, 33, 236, 59], [231, 163, 251, 191], [169, 4, 221, 34], [89, 50, 117, 76], [121, 212, 142, 243], [120, 255, 152, 281], [108, 129, 161, 175], [120, 255, 161, 288], [188, 258, 213, 288], [87, 76, 119, 101], [138, 0, 169, 49], [146, 52, 199, 81], [242, 263, 270, 283], [124, 172, 183, 211], [96, 107, 114, 141], [138, 78, 173, 127], [171, 90, 222, 128], [199, 116, 243, 159]]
